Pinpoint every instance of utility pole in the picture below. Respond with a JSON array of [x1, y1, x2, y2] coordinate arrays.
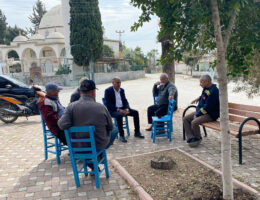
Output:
[[115, 30, 125, 41]]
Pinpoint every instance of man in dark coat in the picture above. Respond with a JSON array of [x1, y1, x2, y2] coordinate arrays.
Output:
[[70, 77, 89, 103], [183, 74, 220, 147], [39, 83, 67, 145], [104, 77, 144, 143]]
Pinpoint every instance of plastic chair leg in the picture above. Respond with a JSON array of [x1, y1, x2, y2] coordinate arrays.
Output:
[[71, 158, 80, 187], [103, 152, 110, 178], [125, 117, 130, 136], [83, 159, 88, 176], [152, 123, 156, 143], [43, 134, 48, 160], [54, 137, 61, 164], [93, 159, 100, 188]]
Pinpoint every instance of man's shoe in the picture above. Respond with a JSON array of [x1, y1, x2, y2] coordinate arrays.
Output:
[[119, 136, 127, 143], [145, 126, 152, 131], [135, 133, 145, 139], [188, 137, 202, 147]]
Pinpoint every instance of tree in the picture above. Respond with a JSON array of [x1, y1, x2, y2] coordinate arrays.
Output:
[[5, 26, 27, 45], [183, 52, 202, 76], [130, 0, 259, 199], [0, 9, 7, 44], [70, 0, 103, 70], [103, 44, 114, 58], [28, 0, 47, 35], [147, 49, 159, 66]]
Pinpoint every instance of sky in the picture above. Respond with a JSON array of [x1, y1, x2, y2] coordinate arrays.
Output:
[[0, 0, 161, 54]]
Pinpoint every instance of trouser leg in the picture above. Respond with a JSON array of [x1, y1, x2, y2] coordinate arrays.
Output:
[[147, 105, 159, 124], [57, 130, 67, 145], [183, 112, 196, 140], [155, 104, 168, 117], [106, 127, 119, 149], [191, 114, 213, 139], [111, 112, 124, 137], [127, 108, 140, 133]]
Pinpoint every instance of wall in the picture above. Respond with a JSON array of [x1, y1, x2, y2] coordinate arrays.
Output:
[[12, 70, 145, 86], [94, 71, 145, 84]]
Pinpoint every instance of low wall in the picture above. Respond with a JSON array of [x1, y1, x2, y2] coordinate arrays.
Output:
[[94, 71, 145, 84], [11, 71, 145, 86]]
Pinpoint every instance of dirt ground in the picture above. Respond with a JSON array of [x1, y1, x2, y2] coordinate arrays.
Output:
[[118, 149, 257, 200]]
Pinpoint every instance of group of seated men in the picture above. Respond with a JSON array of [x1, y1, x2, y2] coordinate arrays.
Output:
[[39, 72, 220, 149]]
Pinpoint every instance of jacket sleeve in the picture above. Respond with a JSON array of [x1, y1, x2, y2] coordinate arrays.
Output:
[[168, 84, 177, 98], [153, 85, 159, 95], [196, 89, 219, 117], [105, 88, 117, 112], [58, 105, 73, 130], [39, 103, 59, 124], [121, 89, 130, 109]]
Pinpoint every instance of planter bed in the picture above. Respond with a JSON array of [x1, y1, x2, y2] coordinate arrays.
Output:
[[112, 148, 259, 200]]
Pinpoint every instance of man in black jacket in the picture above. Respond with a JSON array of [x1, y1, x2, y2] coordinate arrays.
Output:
[[183, 74, 220, 147], [70, 77, 89, 103], [104, 77, 144, 143]]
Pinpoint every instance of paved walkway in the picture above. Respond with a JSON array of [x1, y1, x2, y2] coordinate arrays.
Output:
[[0, 74, 259, 200]]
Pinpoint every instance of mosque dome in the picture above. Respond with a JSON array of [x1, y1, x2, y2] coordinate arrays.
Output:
[[13, 35, 28, 42], [30, 33, 45, 40], [47, 31, 64, 39], [39, 5, 63, 29]]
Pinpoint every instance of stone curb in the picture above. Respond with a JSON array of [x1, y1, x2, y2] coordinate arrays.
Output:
[[177, 148, 260, 199], [111, 160, 153, 200]]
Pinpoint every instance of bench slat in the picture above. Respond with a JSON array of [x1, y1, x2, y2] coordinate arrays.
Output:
[[229, 114, 259, 126], [201, 121, 259, 137], [229, 108, 260, 120], [228, 103, 260, 113]]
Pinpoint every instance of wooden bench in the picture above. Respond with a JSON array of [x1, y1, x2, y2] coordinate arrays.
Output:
[[182, 103, 260, 164]]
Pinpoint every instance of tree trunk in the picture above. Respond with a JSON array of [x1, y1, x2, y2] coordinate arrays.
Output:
[[161, 39, 175, 83], [210, 0, 234, 199]]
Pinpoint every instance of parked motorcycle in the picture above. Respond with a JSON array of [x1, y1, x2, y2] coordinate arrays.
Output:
[[0, 75, 45, 123]]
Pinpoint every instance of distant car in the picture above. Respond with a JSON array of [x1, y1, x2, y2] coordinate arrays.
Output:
[[0, 75, 35, 98]]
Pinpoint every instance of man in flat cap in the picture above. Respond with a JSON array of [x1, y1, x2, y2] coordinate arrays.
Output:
[[58, 80, 118, 150], [39, 83, 67, 145]]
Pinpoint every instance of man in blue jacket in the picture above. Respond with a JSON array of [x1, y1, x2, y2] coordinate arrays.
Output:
[[104, 77, 145, 143], [183, 74, 220, 147]]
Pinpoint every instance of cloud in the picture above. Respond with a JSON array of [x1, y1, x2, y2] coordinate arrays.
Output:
[[0, 0, 161, 54]]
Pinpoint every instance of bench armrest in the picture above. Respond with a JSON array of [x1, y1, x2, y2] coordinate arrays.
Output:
[[182, 105, 197, 119], [238, 117, 260, 137]]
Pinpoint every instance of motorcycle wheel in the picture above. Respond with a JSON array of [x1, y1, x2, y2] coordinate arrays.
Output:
[[0, 102, 19, 123]]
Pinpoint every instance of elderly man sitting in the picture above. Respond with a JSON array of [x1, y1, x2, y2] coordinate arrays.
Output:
[[146, 73, 178, 131], [39, 83, 67, 145], [58, 80, 118, 150], [183, 74, 220, 147]]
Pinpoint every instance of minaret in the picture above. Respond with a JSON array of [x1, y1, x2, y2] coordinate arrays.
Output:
[[61, 0, 73, 75]]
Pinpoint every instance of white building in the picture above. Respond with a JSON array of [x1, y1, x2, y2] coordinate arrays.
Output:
[[0, 5, 121, 82]]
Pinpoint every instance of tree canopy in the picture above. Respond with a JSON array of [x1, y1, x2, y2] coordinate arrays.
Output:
[[103, 44, 114, 58], [130, 0, 260, 94], [0, 9, 7, 44], [28, 0, 47, 35], [70, 0, 103, 67]]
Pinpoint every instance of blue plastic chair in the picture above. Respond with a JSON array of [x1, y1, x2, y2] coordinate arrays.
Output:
[[40, 114, 68, 164], [153, 93, 158, 105], [102, 98, 130, 137], [64, 126, 110, 188], [151, 100, 176, 143]]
